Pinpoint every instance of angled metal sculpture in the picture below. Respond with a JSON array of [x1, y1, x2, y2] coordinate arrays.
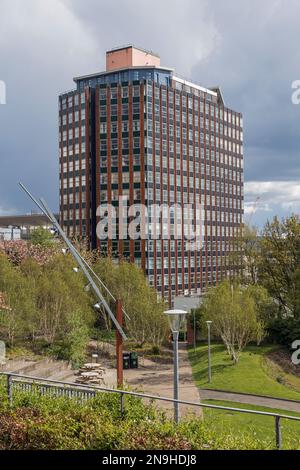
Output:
[[19, 182, 127, 341]]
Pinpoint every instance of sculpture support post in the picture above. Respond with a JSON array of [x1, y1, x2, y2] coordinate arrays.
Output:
[[116, 299, 123, 388]]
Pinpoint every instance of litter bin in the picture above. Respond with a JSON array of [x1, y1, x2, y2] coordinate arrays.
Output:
[[123, 352, 130, 369], [130, 352, 138, 369], [178, 331, 186, 342]]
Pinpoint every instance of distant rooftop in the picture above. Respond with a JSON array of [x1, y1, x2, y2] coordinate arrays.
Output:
[[0, 213, 58, 227]]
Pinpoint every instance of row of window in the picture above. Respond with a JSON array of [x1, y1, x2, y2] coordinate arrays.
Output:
[[100, 102, 141, 117], [100, 137, 141, 152], [100, 121, 141, 133], [99, 85, 141, 100], [60, 92, 86, 110]]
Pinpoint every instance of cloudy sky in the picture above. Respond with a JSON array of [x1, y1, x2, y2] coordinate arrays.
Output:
[[0, 0, 299, 228]]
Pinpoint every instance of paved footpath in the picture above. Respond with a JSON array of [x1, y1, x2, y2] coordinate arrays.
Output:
[[200, 389, 300, 413], [124, 343, 202, 418]]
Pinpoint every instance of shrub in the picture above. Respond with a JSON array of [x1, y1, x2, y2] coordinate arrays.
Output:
[[0, 386, 290, 450], [267, 318, 300, 349]]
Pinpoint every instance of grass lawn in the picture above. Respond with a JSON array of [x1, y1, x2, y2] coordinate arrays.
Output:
[[189, 343, 300, 400], [202, 399, 300, 450]]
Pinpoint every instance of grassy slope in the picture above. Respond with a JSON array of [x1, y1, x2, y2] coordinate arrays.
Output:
[[189, 343, 300, 400], [202, 399, 300, 450], [263, 354, 300, 393]]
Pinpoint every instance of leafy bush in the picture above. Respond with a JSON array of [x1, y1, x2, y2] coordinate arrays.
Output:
[[267, 318, 300, 349], [30, 227, 54, 247], [0, 384, 294, 450]]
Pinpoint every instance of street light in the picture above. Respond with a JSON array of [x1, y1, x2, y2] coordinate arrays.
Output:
[[93, 302, 103, 311], [206, 320, 212, 383], [193, 309, 196, 352], [164, 309, 187, 424]]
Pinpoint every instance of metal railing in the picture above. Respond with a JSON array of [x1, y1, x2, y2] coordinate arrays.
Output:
[[1, 372, 300, 450]]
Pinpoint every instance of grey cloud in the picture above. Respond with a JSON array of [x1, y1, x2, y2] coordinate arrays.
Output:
[[189, 0, 300, 183], [0, 0, 299, 226], [245, 180, 300, 228]]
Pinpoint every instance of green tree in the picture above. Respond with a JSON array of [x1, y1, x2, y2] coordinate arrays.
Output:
[[258, 214, 300, 317], [242, 225, 260, 284], [0, 255, 35, 347], [200, 281, 265, 363], [19, 257, 42, 342], [30, 227, 54, 247], [287, 268, 300, 319], [227, 224, 260, 285], [35, 254, 94, 345], [114, 262, 168, 347], [93, 259, 169, 347], [246, 283, 275, 323], [60, 309, 90, 367], [0, 251, 94, 360]]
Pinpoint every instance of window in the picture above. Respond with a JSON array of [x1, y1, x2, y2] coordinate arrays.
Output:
[[133, 103, 140, 114], [100, 191, 107, 202], [100, 140, 107, 152], [122, 155, 129, 166], [100, 174, 107, 184], [111, 155, 118, 166], [100, 123, 107, 134], [111, 139, 118, 151], [122, 121, 128, 132], [133, 172, 140, 183], [111, 104, 117, 116], [111, 172, 118, 184], [100, 89, 107, 100], [122, 172, 130, 183], [122, 138, 129, 149], [134, 189, 141, 200], [133, 85, 140, 97], [111, 122, 118, 133], [133, 154, 140, 165], [133, 121, 140, 132], [110, 88, 118, 100]]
